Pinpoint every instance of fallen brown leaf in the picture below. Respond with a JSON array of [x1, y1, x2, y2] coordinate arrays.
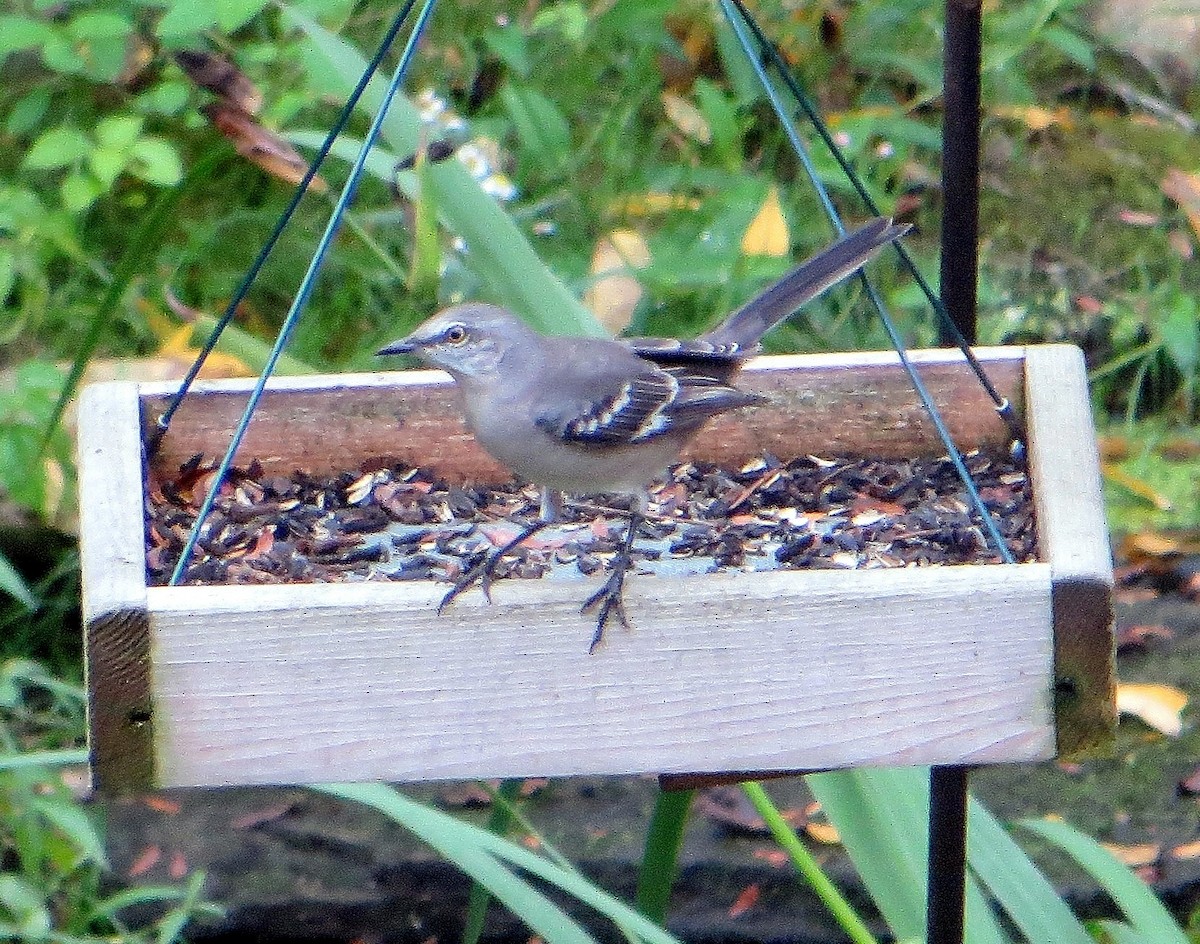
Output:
[[1177, 766, 1200, 796], [231, 798, 299, 829], [168, 850, 188, 880], [127, 844, 162, 878], [141, 794, 182, 815], [751, 847, 789, 868], [176, 50, 264, 114], [201, 102, 327, 192], [728, 883, 760, 918], [1116, 624, 1174, 652]]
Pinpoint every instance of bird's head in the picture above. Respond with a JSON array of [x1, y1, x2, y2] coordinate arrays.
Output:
[[376, 303, 535, 380]]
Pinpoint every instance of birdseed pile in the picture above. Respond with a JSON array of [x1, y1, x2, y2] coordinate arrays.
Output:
[[145, 450, 1038, 587]]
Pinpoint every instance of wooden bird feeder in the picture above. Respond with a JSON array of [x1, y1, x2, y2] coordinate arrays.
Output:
[[77, 344, 1114, 793]]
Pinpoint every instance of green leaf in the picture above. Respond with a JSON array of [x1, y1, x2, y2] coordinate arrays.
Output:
[[636, 788, 694, 924], [0, 246, 14, 303], [530, 3, 588, 43], [6, 87, 51, 137], [693, 77, 741, 168], [1018, 818, 1188, 943], [1159, 295, 1199, 378], [215, 0, 271, 33], [0, 428, 45, 513], [315, 783, 683, 944], [31, 795, 108, 867], [408, 159, 441, 300], [137, 79, 192, 116], [0, 874, 51, 939], [966, 800, 1093, 944], [500, 83, 571, 175], [482, 24, 530, 77], [156, 1, 219, 44], [40, 148, 230, 452], [155, 871, 210, 944], [39, 32, 86, 73], [1042, 25, 1095, 70], [95, 114, 144, 150], [88, 145, 128, 188], [67, 10, 131, 41], [129, 136, 184, 186], [60, 172, 102, 213], [0, 748, 89, 771], [0, 551, 37, 610], [742, 782, 876, 944], [807, 769, 1011, 944], [23, 126, 91, 170], [0, 15, 52, 64]]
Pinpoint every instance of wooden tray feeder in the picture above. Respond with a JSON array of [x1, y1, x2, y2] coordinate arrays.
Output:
[[77, 344, 1115, 792]]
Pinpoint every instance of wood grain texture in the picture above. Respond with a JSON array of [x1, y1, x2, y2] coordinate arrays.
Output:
[[137, 348, 1025, 480], [144, 564, 1055, 788], [77, 382, 148, 621], [78, 345, 1118, 790], [76, 382, 155, 791], [1024, 345, 1116, 758]]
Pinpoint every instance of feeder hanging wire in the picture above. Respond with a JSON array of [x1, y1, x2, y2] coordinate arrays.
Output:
[[725, 0, 1023, 452], [719, 0, 1015, 565], [168, 0, 441, 586], [146, 0, 422, 457]]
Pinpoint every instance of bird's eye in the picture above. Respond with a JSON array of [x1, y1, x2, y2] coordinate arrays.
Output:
[[445, 325, 467, 344]]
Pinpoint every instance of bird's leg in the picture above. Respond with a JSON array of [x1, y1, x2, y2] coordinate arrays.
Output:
[[581, 493, 646, 653], [438, 488, 560, 613]]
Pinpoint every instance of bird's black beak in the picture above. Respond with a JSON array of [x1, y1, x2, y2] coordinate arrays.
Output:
[[376, 338, 416, 357]]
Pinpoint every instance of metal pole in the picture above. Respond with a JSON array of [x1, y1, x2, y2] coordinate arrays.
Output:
[[927, 766, 970, 943], [938, 0, 982, 346], [928, 0, 982, 940]]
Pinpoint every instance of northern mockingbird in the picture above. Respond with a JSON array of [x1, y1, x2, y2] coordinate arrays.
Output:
[[378, 216, 909, 650]]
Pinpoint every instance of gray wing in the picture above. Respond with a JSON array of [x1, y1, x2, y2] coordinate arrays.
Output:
[[533, 364, 761, 446]]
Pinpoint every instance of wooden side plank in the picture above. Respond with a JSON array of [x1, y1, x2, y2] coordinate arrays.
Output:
[[1024, 345, 1115, 758], [76, 382, 156, 791], [138, 349, 1025, 479], [142, 564, 1055, 789]]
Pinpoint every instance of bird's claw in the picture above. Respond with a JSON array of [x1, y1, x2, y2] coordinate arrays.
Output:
[[582, 566, 631, 653], [438, 519, 548, 614]]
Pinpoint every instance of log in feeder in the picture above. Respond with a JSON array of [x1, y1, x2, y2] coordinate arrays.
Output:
[[78, 344, 1113, 793]]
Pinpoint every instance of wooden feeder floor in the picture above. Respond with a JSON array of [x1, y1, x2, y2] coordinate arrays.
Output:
[[145, 448, 1038, 589]]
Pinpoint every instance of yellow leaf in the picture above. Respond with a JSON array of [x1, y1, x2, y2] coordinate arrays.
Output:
[[1100, 841, 1161, 867], [803, 821, 841, 845], [611, 192, 701, 217], [1162, 168, 1200, 243], [992, 105, 1073, 132], [742, 185, 789, 257], [1116, 682, 1188, 736], [155, 325, 251, 379], [1102, 462, 1173, 511], [585, 230, 650, 335], [661, 91, 711, 144]]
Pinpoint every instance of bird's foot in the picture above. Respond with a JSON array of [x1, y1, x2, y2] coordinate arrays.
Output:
[[581, 512, 642, 653], [581, 565, 632, 652], [438, 519, 550, 614]]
